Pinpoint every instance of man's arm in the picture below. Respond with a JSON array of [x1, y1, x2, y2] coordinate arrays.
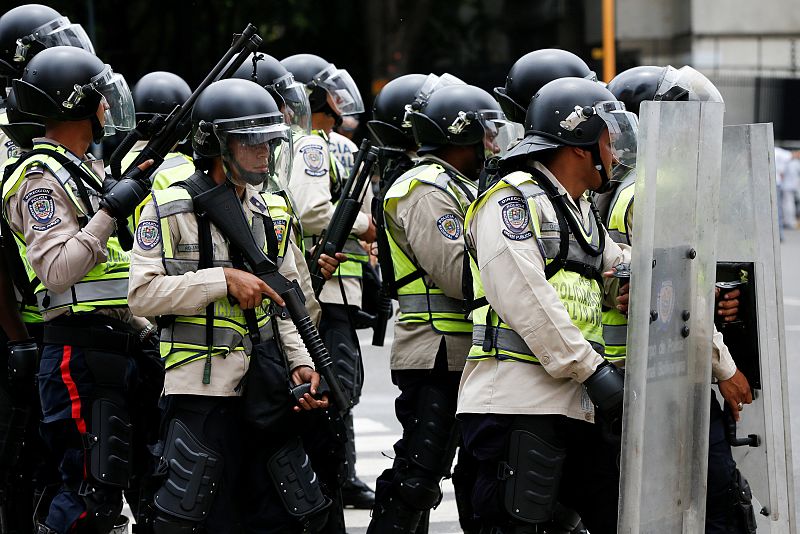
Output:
[[127, 201, 227, 317], [13, 169, 116, 294]]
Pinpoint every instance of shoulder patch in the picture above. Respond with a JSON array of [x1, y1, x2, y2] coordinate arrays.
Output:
[[299, 144, 327, 177], [25, 188, 61, 231], [136, 220, 161, 250], [499, 195, 532, 241], [436, 213, 462, 240], [273, 219, 287, 244]]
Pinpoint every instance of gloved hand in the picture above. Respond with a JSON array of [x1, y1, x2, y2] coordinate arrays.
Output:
[[583, 360, 625, 420], [99, 159, 154, 219], [8, 338, 38, 387]]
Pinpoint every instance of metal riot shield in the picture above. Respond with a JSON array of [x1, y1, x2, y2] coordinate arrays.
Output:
[[714, 123, 795, 532], [618, 101, 725, 533]]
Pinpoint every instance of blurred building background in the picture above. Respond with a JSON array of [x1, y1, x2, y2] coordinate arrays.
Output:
[[35, 0, 800, 145]]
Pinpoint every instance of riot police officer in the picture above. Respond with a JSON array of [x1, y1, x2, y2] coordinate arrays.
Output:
[[606, 65, 755, 534], [368, 84, 512, 534], [458, 77, 635, 533], [282, 52, 377, 509], [0, 3, 94, 166], [1, 45, 157, 534], [128, 78, 334, 533]]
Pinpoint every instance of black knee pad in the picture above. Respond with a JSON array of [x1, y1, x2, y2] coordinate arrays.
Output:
[[406, 385, 458, 476], [500, 429, 566, 525], [86, 397, 133, 488], [153, 419, 223, 523], [396, 475, 442, 510], [267, 436, 330, 519]]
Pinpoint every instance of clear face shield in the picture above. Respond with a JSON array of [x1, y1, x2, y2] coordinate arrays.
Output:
[[273, 72, 311, 136], [14, 17, 94, 64], [216, 119, 293, 192], [313, 65, 364, 116], [594, 101, 639, 179], [655, 65, 724, 105], [478, 109, 522, 157], [401, 73, 466, 128]]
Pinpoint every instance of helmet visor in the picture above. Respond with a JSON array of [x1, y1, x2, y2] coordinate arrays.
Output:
[[89, 66, 135, 134], [595, 101, 639, 171], [401, 72, 466, 128], [274, 73, 311, 135], [314, 65, 364, 115], [217, 121, 293, 191], [15, 17, 94, 62], [655, 65, 724, 105], [479, 109, 522, 157]]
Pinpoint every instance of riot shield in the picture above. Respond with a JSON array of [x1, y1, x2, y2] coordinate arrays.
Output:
[[714, 123, 794, 532], [618, 101, 724, 533]]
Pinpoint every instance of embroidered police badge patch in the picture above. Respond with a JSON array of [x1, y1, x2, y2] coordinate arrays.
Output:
[[300, 144, 326, 177], [136, 220, 161, 250], [436, 213, 462, 240], [499, 196, 532, 241], [24, 188, 61, 231], [273, 219, 287, 244]]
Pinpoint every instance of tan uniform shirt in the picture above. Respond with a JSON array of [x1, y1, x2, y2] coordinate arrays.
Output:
[[128, 183, 314, 397], [328, 131, 357, 177], [287, 133, 371, 307], [3, 140, 143, 327], [385, 157, 474, 371], [624, 196, 737, 381], [458, 162, 630, 422]]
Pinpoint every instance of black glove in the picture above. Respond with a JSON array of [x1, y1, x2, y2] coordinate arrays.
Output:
[[99, 166, 151, 219], [8, 338, 38, 387], [583, 360, 625, 420]]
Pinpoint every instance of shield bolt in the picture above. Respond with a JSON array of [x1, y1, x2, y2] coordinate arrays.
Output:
[[681, 326, 690, 337], [682, 310, 690, 321], [650, 310, 658, 322], [686, 248, 697, 259]]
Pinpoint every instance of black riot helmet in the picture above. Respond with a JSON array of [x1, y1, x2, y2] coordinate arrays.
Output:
[[409, 84, 513, 158], [0, 87, 44, 150], [132, 71, 191, 121], [0, 4, 94, 80], [281, 53, 364, 118], [233, 53, 312, 135], [503, 77, 639, 192], [191, 78, 292, 191], [494, 49, 596, 124], [368, 73, 428, 149], [13, 46, 134, 143], [607, 65, 724, 116]]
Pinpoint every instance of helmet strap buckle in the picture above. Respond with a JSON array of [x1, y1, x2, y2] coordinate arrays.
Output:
[[448, 110, 475, 134], [13, 36, 33, 63], [62, 84, 86, 109], [193, 121, 212, 146], [559, 105, 595, 132]]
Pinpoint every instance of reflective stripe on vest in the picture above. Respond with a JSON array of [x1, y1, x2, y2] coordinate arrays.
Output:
[[123, 150, 195, 231], [601, 172, 635, 361], [466, 171, 605, 363], [152, 186, 292, 370], [1, 143, 130, 314], [383, 162, 475, 334]]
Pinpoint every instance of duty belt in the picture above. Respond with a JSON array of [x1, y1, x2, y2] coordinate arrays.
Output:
[[43, 319, 137, 354], [398, 294, 464, 315]]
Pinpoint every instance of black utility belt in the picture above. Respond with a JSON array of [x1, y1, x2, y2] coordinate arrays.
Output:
[[43, 315, 138, 354]]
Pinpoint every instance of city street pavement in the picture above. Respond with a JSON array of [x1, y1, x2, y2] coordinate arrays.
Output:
[[780, 229, 800, 516]]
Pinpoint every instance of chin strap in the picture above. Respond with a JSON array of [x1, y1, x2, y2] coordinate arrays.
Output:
[[589, 143, 612, 194]]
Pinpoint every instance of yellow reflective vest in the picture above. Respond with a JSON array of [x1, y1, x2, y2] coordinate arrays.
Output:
[[383, 162, 475, 334], [601, 171, 635, 361], [1, 142, 130, 315], [152, 186, 293, 373], [466, 171, 606, 364]]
